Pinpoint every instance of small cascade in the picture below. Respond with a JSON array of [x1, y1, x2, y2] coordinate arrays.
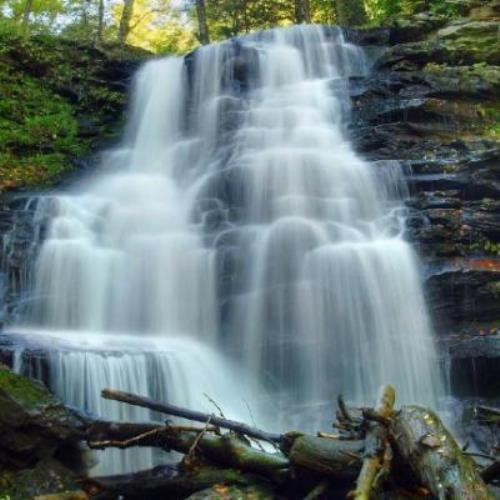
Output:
[[2, 25, 445, 473], [11, 330, 259, 475]]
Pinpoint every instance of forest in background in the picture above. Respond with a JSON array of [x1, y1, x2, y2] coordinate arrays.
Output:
[[0, 0, 461, 54]]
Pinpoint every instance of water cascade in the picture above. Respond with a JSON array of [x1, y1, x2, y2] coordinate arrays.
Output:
[[7, 25, 444, 473]]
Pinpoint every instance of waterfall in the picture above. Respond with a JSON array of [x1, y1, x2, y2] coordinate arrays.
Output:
[[6, 25, 444, 473]]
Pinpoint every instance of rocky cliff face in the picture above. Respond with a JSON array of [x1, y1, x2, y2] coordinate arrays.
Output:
[[350, 0, 500, 398], [0, 364, 87, 499]]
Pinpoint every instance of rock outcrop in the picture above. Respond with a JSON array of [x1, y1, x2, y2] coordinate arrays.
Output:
[[0, 364, 87, 499], [351, 1, 500, 397]]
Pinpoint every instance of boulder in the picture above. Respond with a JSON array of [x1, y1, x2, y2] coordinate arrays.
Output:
[[0, 458, 83, 500], [0, 364, 86, 469]]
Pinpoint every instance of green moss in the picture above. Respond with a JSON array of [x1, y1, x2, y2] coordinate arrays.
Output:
[[477, 103, 500, 137], [0, 368, 51, 409], [0, 459, 80, 500], [0, 21, 146, 189], [0, 366, 86, 446], [436, 21, 500, 64]]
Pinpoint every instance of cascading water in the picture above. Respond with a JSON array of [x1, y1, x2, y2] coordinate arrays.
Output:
[[6, 25, 444, 474]]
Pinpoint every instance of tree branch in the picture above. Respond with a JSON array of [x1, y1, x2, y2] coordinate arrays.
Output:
[[101, 388, 282, 443]]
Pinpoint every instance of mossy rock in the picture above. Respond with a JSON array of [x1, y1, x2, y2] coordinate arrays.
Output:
[[0, 458, 82, 500], [436, 20, 500, 65], [380, 20, 500, 69], [422, 63, 500, 97], [0, 24, 149, 189], [0, 366, 86, 468]]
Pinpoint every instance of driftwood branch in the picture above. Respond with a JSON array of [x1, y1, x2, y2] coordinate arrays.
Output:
[[77, 386, 497, 498], [283, 432, 364, 479], [352, 384, 395, 500], [87, 419, 289, 480], [390, 405, 494, 499], [101, 388, 282, 443]]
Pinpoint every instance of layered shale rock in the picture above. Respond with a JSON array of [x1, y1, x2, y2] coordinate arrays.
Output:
[[351, 1, 500, 397]]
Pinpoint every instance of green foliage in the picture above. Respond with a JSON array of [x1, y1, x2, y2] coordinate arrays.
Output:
[[204, 0, 295, 40], [484, 239, 500, 256], [468, 236, 500, 256], [365, 0, 404, 23], [112, 0, 198, 53], [0, 42, 82, 185], [0, 0, 464, 53], [0, 20, 132, 188], [429, 0, 459, 17], [364, 0, 461, 24]]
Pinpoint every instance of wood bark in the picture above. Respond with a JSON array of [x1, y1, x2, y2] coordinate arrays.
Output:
[[22, 0, 33, 26], [86, 388, 496, 498], [390, 405, 494, 499], [119, 0, 134, 44], [284, 433, 363, 479], [353, 385, 395, 499], [295, 0, 311, 24], [195, 0, 210, 45], [101, 388, 282, 443], [96, 0, 105, 43], [334, 0, 366, 26], [87, 419, 289, 480]]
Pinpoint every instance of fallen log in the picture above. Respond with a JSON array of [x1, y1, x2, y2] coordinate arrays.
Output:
[[91, 387, 497, 499], [284, 433, 364, 479], [87, 420, 289, 480], [353, 384, 395, 499], [390, 405, 494, 499], [101, 389, 282, 443]]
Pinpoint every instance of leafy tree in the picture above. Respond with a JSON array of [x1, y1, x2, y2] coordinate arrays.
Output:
[[295, 0, 311, 23], [113, 0, 198, 53], [334, 0, 366, 26]]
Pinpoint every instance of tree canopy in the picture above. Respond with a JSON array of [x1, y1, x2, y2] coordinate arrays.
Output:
[[0, 0, 460, 54]]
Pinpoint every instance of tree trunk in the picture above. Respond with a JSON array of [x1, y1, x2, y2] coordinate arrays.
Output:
[[334, 0, 366, 26], [390, 406, 494, 499], [119, 0, 134, 44], [87, 420, 289, 480], [195, 0, 210, 45], [22, 0, 33, 26], [97, 0, 105, 43], [295, 0, 311, 24], [283, 433, 363, 479]]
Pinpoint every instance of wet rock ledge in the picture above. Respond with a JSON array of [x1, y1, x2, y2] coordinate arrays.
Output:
[[350, 0, 500, 399], [0, 363, 87, 499]]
